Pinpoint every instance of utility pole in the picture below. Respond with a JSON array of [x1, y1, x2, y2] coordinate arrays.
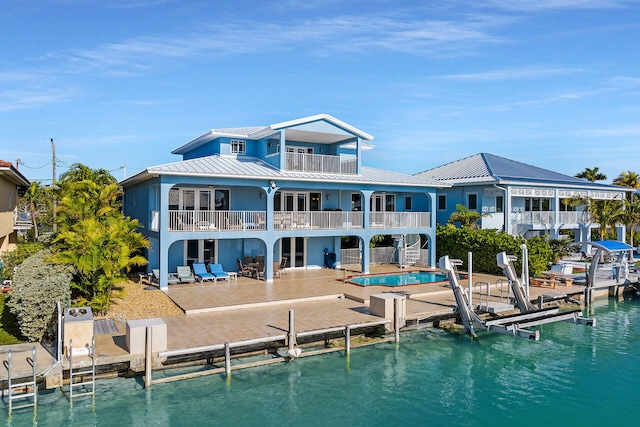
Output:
[[51, 138, 57, 233]]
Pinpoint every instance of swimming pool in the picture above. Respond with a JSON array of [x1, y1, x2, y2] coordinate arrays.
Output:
[[348, 271, 452, 287]]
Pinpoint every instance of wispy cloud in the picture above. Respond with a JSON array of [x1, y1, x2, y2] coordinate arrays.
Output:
[[0, 87, 73, 113], [482, 0, 636, 12], [435, 66, 582, 81], [42, 14, 506, 76]]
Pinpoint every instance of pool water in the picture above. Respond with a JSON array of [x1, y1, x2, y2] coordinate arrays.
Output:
[[3, 296, 639, 426], [349, 271, 448, 286]]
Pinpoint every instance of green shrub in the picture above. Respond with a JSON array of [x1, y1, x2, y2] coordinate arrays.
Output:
[[6, 249, 73, 342], [0, 242, 45, 280], [436, 224, 553, 276]]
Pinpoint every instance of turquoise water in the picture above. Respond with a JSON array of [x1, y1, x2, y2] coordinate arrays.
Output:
[[4, 296, 640, 426], [350, 271, 447, 286]]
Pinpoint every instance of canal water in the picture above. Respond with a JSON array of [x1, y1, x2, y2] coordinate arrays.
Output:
[[4, 296, 639, 426]]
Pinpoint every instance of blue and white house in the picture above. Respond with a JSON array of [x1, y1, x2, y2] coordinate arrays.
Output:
[[122, 114, 444, 289], [416, 153, 629, 242]]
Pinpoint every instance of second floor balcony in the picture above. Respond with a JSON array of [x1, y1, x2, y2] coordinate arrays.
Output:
[[512, 210, 591, 226], [162, 210, 430, 232], [285, 152, 356, 175]]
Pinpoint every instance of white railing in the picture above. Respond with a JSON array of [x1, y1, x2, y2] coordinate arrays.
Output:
[[559, 211, 591, 224], [340, 247, 432, 267], [13, 209, 32, 229], [285, 152, 357, 175], [273, 211, 364, 230], [169, 210, 266, 232], [518, 211, 555, 224], [167, 210, 431, 232], [369, 212, 431, 228], [341, 248, 361, 266], [514, 210, 591, 226]]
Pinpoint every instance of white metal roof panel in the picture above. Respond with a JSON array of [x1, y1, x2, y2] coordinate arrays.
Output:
[[125, 155, 445, 188]]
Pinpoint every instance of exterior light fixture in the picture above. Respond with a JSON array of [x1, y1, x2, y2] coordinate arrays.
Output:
[[270, 180, 276, 190]]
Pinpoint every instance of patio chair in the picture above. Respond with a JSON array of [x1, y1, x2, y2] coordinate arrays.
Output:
[[177, 266, 196, 284], [255, 261, 265, 280], [192, 263, 216, 283], [152, 269, 180, 285], [279, 257, 288, 275], [237, 259, 252, 277], [273, 261, 281, 278], [209, 263, 230, 281]]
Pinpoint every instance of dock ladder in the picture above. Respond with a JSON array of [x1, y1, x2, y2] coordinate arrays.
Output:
[[3, 346, 37, 417], [68, 337, 96, 403]]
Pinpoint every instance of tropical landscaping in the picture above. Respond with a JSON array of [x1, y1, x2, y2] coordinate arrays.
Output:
[[1, 164, 150, 343]]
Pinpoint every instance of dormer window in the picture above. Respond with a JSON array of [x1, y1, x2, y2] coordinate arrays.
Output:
[[231, 140, 246, 155]]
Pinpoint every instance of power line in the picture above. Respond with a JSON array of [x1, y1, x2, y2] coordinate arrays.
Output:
[[17, 159, 52, 169]]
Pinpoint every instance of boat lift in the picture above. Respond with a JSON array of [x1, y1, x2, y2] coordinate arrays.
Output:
[[579, 240, 636, 302], [439, 253, 595, 340]]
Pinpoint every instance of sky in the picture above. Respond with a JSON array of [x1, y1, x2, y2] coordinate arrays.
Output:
[[2, 0, 640, 185]]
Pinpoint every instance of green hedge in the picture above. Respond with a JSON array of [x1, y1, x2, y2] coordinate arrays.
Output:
[[436, 224, 553, 276], [6, 249, 73, 342]]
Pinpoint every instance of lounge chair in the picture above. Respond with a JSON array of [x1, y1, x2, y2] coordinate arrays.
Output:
[[193, 263, 216, 283], [209, 263, 230, 281], [152, 269, 180, 285], [177, 266, 196, 284], [237, 259, 252, 277]]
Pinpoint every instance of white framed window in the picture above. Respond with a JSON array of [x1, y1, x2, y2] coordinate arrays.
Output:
[[231, 140, 246, 155]]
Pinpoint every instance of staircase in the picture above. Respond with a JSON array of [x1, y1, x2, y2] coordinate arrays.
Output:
[[398, 235, 420, 268]]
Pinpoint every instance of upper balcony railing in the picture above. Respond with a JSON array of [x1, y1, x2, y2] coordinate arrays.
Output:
[[513, 210, 591, 226], [369, 212, 431, 229], [166, 210, 431, 232], [285, 152, 357, 175], [169, 210, 266, 232], [273, 211, 363, 230]]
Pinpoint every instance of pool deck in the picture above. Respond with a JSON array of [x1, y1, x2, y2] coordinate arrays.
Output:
[[1, 264, 592, 381]]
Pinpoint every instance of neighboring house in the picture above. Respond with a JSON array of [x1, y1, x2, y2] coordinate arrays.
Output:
[[0, 160, 30, 254], [122, 114, 444, 289], [415, 153, 629, 242]]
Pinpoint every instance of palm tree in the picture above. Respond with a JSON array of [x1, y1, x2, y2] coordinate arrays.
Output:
[[448, 204, 488, 229], [50, 163, 148, 313], [613, 170, 640, 189], [621, 194, 640, 248], [575, 167, 607, 182], [590, 199, 624, 240], [51, 216, 149, 312], [25, 182, 42, 240]]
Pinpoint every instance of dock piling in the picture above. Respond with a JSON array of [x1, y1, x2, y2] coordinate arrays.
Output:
[[145, 326, 152, 388]]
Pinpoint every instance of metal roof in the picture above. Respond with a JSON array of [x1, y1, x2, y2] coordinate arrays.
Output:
[[122, 154, 445, 188], [416, 153, 626, 190], [171, 114, 374, 155]]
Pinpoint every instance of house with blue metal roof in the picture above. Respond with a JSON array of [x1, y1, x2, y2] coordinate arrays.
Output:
[[122, 114, 444, 289], [415, 153, 629, 242]]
